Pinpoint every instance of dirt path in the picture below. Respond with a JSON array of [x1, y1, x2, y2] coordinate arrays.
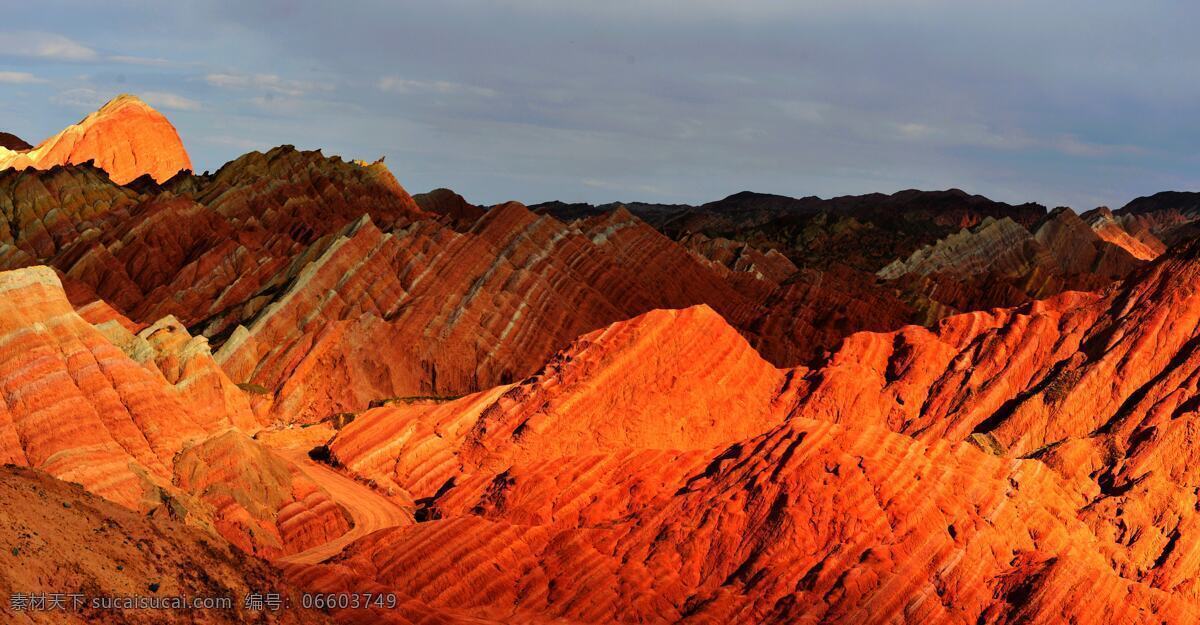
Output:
[[270, 444, 413, 565]]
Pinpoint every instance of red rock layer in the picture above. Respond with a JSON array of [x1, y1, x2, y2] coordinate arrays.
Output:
[[0, 265, 211, 507], [879, 209, 1147, 316], [173, 431, 353, 558], [0, 94, 192, 184], [0, 265, 357, 559], [329, 305, 789, 498], [1084, 207, 1165, 261], [0, 147, 432, 329], [212, 202, 765, 422], [0, 164, 140, 259], [793, 237, 1200, 455], [213, 200, 926, 422], [314, 416, 1198, 624], [300, 237, 1200, 622]]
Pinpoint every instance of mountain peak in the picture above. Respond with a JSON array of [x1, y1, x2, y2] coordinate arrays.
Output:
[[97, 93, 152, 112], [0, 92, 192, 184], [0, 131, 31, 151]]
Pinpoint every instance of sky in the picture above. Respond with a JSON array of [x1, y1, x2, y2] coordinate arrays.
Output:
[[2, 1, 1199, 210]]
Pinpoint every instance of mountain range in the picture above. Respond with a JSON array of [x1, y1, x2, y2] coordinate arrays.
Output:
[[3, 95, 1200, 623]]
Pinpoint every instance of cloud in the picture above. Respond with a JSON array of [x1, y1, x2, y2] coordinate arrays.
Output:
[[142, 91, 201, 111], [51, 87, 108, 108], [891, 121, 1146, 158], [581, 177, 672, 197], [377, 76, 497, 98], [890, 121, 1035, 150], [108, 55, 172, 67], [9, 1, 1193, 210], [0, 31, 97, 61], [0, 71, 46, 84], [205, 72, 327, 96], [1048, 134, 1146, 158], [202, 135, 266, 151]]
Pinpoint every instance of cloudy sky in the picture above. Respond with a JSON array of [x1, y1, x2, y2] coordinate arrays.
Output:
[[2, 1, 1198, 209]]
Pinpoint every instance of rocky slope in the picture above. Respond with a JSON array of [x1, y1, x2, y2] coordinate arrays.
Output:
[[0, 95, 192, 184], [1116, 191, 1200, 245], [878, 208, 1151, 316], [0, 465, 333, 624], [0, 265, 354, 560], [329, 305, 790, 500], [310, 239, 1200, 622]]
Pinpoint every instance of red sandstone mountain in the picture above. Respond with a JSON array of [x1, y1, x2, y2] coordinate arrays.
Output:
[[307, 239, 1200, 622], [878, 208, 1153, 317], [0, 94, 192, 184], [11, 96, 1200, 623], [0, 266, 354, 558]]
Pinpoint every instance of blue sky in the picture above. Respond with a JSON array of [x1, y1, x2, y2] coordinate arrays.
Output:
[[3, 1, 1199, 209]]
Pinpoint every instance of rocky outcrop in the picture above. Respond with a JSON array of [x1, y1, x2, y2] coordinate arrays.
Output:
[[0, 164, 140, 259], [0, 94, 192, 184], [173, 431, 353, 558], [0, 265, 213, 507], [98, 315, 259, 431], [1083, 206, 1165, 261], [1116, 191, 1200, 245], [0, 131, 31, 151], [878, 209, 1146, 315], [413, 187, 486, 230]]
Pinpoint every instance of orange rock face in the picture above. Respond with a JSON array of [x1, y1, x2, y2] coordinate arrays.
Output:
[[0, 265, 358, 564], [329, 305, 789, 499], [0, 94, 192, 184], [301, 235, 1200, 623]]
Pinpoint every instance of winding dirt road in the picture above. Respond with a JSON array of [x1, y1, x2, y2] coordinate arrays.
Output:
[[270, 444, 413, 565]]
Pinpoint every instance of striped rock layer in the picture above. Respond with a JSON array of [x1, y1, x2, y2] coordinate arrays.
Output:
[[877, 208, 1157, 318], [0, 266, 352, 558], [0, 150, 919, 422], [308, 240, 1200, 622]]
